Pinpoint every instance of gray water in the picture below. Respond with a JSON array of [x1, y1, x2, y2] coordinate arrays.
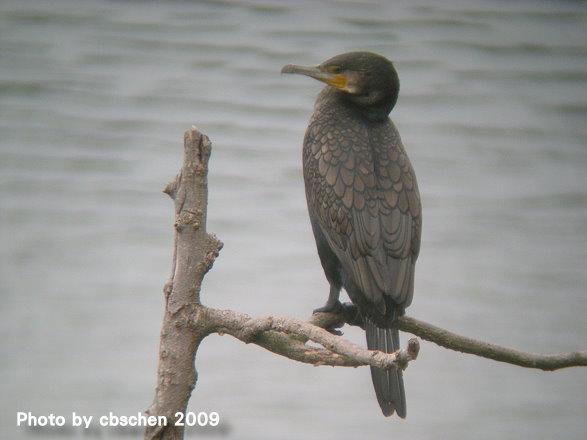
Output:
[[1, 0, 586, 439]]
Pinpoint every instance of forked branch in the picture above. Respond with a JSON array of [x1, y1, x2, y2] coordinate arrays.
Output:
[[144, 127, 586, 440]]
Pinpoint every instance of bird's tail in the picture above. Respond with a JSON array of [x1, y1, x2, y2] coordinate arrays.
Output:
[[365, 317, 406, 418]]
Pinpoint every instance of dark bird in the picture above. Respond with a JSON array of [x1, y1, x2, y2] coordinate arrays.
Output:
[[282, 52, 421, 418]]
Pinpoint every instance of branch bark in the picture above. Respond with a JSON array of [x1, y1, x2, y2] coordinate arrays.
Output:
[[396, 315, 587, 371], [203, 307, 420, 370], [144, 128, 222, 440], [145, 127, 586, 439], [312, 307, 587, 371]]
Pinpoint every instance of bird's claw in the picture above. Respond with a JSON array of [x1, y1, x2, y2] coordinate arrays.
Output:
[[325, 327, 343, 336], [312, 300, 343, 315]]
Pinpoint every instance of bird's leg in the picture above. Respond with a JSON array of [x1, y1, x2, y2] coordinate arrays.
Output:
[[313, 284, 342, 314]]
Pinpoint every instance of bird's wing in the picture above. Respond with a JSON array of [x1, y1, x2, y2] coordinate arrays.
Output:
[[304, 121, 421, 312]]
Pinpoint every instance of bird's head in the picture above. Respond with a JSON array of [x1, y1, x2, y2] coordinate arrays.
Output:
[[281, 51, 399, 119]]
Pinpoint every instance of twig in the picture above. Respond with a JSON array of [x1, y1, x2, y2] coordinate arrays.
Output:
[[396, 315, 587, 371]]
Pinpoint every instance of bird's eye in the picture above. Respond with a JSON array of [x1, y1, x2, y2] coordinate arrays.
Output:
[[327, 65, 342, 74]]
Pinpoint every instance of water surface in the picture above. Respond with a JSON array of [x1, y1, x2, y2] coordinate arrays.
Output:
[[1, 1, 586, 439]]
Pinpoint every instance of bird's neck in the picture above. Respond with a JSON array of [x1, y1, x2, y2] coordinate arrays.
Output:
[[360, 103, 393, 122], [319, 87, 392, 123]]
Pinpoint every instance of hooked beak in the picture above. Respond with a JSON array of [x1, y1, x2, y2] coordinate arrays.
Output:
[[281, 64, 348, 90]]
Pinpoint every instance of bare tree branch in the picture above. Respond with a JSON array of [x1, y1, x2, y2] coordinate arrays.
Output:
[[396, 315, 587, 371], [145, 129, 222, 440], [203, 307, 420, 370], [145, 126, 586, 440], [312, 306, 587, 371]]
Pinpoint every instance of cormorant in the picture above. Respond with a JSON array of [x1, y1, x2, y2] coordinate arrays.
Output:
[[282, 52, 421, 418]]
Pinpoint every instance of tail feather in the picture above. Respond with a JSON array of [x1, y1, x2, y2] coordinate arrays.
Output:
[[365, 317, 406, 418]]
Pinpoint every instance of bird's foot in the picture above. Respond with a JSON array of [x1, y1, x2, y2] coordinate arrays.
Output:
[[314, 300, 344, 336], [339, 302, 364, 328], [312, 300, 343, 315], [326, 327, 343, 336]]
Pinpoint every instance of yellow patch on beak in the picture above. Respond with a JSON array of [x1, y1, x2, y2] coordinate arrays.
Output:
[[326, 74, 347, 90]]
